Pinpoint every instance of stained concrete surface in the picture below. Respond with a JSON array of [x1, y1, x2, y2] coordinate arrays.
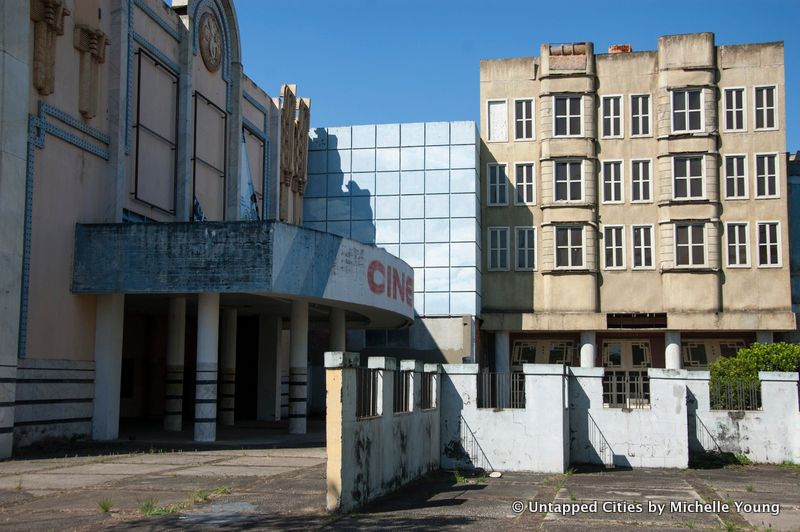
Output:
[[0, 446, 798, 530]]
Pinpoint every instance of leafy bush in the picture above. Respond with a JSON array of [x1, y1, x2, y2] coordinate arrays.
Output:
[[708, 342, 800, 410]]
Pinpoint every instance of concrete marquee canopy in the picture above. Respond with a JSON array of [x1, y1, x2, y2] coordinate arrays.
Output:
[[72, 221, 415, 328]]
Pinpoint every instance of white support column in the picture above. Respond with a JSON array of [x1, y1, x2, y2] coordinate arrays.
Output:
[[257, 314, 281, 421], [289, 300, 309, 434], [329, 308, 346, 352], [494, 331, 510, 374], [756, 331, 774, 344], [194, 293, 220, 442], [580, 331, 596, 368], [164, 297, 186, 431], [219, 308, 237, 426], [92, 294, 125, 441], [665, 331, 682, 370]]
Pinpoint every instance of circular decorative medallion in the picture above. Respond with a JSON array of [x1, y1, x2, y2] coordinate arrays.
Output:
[[199, 11, 222, 73]]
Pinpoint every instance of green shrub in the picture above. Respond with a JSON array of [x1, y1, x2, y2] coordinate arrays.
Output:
[[708, 342, 800, 410]]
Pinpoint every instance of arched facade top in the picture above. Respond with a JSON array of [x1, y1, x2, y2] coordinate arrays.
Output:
[[190, 0, 241, 112]]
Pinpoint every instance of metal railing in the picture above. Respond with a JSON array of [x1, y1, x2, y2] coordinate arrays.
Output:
[[710, 380, 762, 411], [356, 368, 380, 418], [421, 372, 436, 409], [603, 370, 650, 409], [477, 372, 525, 409], [393, 370, 412, 413]]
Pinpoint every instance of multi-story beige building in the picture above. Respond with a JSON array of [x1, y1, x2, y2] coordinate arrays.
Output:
[[479, 33, 794, 376]]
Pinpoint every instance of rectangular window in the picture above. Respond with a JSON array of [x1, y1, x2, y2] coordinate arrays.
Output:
[[631, 94, 650, 136], [755, 154, 778, 198], [757, 222, 780, 266], [515, 227, 536, 270], [488, 227, 509, 271], [754, 86, 776, 130], [554, 95, 582, 137], [724, 155, 747, 199], [555, 226, 584, 269], [487, 100, 508, 141], [515, 163, 535, 204], [673, 156, 704, 199], [631, 160, 651, 202], [602, 96, 623, 137], [723, 88, 745, 131], [726, 222, 750, 267], [604, 225, 625, 269], [632, 225, 654, 269], [514, 99, 534, 140], [554, 160, 582, 201], [393, 370, 412, 413], [675, 223, 705, 267], [487, 163, 508, 205], [672, 89, 703, 133], [602, 161, 623, 203]]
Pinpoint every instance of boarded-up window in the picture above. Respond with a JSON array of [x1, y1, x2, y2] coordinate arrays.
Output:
[[133, 50, 178, 213], [193, 92, 227, 221], [487, 100, 507, 141]]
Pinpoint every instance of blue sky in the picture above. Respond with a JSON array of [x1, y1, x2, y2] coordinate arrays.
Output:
[[235, 0, 800, 150]]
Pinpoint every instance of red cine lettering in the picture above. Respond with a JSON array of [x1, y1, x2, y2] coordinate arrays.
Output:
[[368, 260, 385, 294], [367, 259, 413, 308]]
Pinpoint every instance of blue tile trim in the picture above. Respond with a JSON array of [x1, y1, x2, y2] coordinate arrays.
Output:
[[18, 104, 111, 357], [243, 91, 267, 115], [242, 91, 270, 219], [132, 32, 180, 74], [242, 117, 265, 140], [125, 0, 133, 154], [132, 0, 181, 42]]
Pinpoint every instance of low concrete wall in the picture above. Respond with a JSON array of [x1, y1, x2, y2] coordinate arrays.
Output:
[[440, 364, 569, 473], [325, 352, 440, 513], [687, 371, 800, 464], [569, 368, 689, 468]]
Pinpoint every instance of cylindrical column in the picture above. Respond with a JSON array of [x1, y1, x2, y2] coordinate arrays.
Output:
[[756, 331, 774, 344], [92, 294, 125, 441], [164, 297, 186, 431], [329, 308, 346, 352], [580, 331, 596, 368], [194, 292, 220, 442], [289, 300, 309, 434], [494, 331, 510, 374], [219, 308, 237, 426], [665, 331, 682, 369]]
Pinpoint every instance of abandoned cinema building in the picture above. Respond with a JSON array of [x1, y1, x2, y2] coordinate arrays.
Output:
[[0, 0, 797, 472]]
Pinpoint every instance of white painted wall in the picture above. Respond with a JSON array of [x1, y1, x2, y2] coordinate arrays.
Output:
[[440, 364, 569, 473], [326, 353, 440, 512], [569, 368, 689, 468], [687, 371, 800, 464]]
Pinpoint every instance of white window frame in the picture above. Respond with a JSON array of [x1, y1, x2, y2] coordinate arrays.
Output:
[[553, 159, 584, 203], [487, 162, 508, 206], [672, 155, 706, 200], [603, 225, 626, 270], [601, 160, 624, 204], [631, 224, 656, 270], [554, 225, 586, 270], [513, 98, 535, 141], [725, 221, 751, 268], [486, 99, 508, 142], [671, 88, 704, 134], [723, 154, 749, 200], [754, 152, 780, 199], [722, 87, 746, 132], [756, 221, 782, 268], [674, 223, 708, 268], [753, 85, 778, 131], [630, 94, 652, 137], [514, 162, 536, 205], [601, 95, 624, 138], [630, 159, 653, 203], [487, 226, 510, 271], [553, 94, 583, 138], [515, 226, 537, 271]]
